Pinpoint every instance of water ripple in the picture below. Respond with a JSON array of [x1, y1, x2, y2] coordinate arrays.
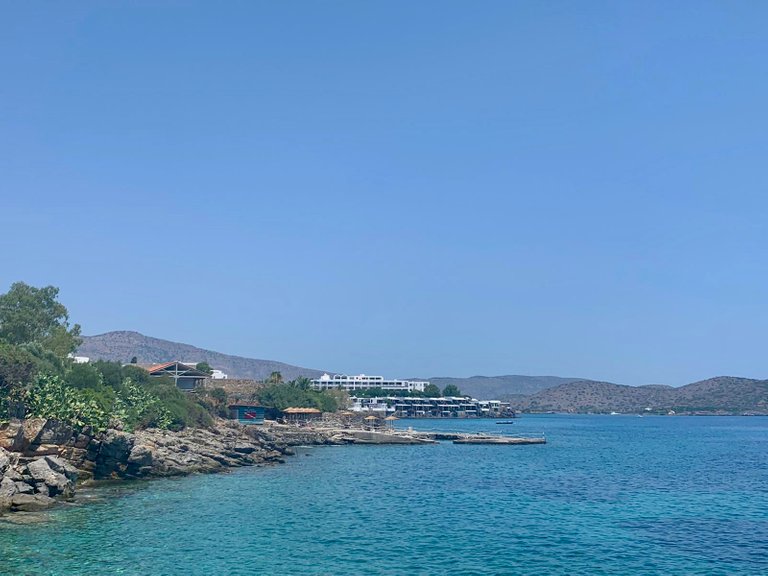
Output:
[[1, 415, 766, 575]]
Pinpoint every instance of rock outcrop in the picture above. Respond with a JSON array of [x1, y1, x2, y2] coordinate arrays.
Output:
[[0, 418, 338, 514]]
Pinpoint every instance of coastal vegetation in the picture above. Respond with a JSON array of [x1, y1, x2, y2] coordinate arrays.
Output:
[[441, 383, 462, 397], [254, 375, 346, 416], [349, 383, 463, 398], [0, 282, 226, 431], [9, 284, 764, 418]]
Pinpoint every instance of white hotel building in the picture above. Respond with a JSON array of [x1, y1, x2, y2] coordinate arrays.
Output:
[[311, 373, 428, 393]]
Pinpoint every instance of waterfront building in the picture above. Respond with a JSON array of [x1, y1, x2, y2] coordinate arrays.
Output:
[[350, 396, 514, 418], [282, 407, 322, 423], [311, 373, 428, 393], [147, 361, 209, 390], [228, 404, 265, 425]]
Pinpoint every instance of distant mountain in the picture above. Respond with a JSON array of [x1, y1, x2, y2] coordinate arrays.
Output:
[[77, 331, 326, 381], [511, 376, 768, 414], [425, 375, 590, 400], [77, 333, 768, 413]]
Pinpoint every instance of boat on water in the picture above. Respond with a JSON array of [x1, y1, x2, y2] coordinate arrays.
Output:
[[496, 421, 515, 425]]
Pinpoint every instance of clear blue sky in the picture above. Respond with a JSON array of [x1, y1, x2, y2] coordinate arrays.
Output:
[[1, 2, 766, 385]]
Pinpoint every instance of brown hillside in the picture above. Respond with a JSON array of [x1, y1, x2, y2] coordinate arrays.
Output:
[[513, 377, 768, 414], [77, 331, 326, 382]]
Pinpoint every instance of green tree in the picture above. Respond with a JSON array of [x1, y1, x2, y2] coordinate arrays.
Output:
[[21, 342, 66, 377], [255, 382, 339, 414], [442, 383, 462, 397], [423, 383, 441, 397], [291, 376, 312, 390], [92, 360, 124, 388], [0, 342, 37, 395], [130, 356, 138, 364], [324, 388, 350, 411], [266, 371, 284, 385], [196, 362, 213, 375], [65, 362, 104, 390], [0, 282, 82, 356], [122, 364, 154, 385]]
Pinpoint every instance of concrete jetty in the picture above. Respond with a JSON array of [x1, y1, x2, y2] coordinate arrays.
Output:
[[339, 430, 436, 444], [453, 435, 546, 445], [271, 422, 545, 446]]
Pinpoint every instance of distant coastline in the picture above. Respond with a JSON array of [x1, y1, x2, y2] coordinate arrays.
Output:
[[79, 332, 768, 416]]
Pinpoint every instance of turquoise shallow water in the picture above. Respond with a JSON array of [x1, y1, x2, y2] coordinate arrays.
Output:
[[1, 415, 766, 575]]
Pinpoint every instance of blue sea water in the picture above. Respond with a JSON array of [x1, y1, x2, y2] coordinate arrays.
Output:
[[1, 415, 766, 575]]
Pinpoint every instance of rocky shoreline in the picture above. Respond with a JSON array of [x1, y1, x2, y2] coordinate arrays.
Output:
[[0, 419, 354, 514], [0, 419, 439, 515]]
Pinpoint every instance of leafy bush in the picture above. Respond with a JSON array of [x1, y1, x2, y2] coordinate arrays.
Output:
[[0, 283, 222, 430], [12, 361, 220, 432], [142, 378, 213, 430], [114, 379, 173, 431], [24, 373, 110, 431], [255, 380, 341, 413], [66, 362, 104, 390]]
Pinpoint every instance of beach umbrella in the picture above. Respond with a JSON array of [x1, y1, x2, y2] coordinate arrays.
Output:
[[364, 415, 379, 428]]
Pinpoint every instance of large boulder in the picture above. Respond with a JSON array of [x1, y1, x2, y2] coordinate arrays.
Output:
[[24, 444, 60, 457], [26, 457, 74, 497], [10, 493, 55, 511], [93, 429, 135, 478], [125, 444, 154, 476], [13, 418, 47, 452], [73, 433, 92, 449], [35, 420, 75, 446], [57, 447, 89, 469], [4, 466, 22, 481], [0, 476, 17, 498], [44, 455, 79, 482], [0, 421, 23, 451], [0, 447, 10, 475], [13, 481, 33, 494]]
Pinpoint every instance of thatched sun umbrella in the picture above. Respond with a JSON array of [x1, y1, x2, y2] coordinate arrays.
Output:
[[364, 415, 379, 429]]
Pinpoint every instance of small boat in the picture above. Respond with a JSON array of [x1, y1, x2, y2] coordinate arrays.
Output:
[[495, 421, 515, 425]]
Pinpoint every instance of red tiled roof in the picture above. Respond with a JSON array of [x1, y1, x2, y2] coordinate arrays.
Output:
[[147, 362, 178, 373], [146, 361, 209, 378]]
